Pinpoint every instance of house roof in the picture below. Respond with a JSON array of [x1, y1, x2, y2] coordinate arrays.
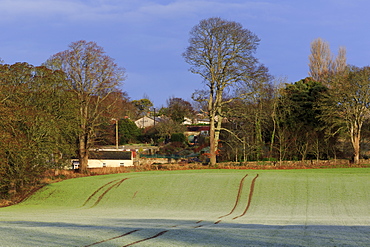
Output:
[[134, 116, 166, 128], [135, 116, 165, 122], [89, 151, 132, 160], [186, 126, 210, 132]]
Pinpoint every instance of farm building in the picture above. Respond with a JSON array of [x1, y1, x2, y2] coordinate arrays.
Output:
[[71, 150, 134, 169]]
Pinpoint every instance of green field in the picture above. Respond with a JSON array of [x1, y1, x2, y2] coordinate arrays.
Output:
[[0, 168, 369, 246]]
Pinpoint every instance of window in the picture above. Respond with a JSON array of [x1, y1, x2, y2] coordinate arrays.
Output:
[[72, 161, 79, 170]]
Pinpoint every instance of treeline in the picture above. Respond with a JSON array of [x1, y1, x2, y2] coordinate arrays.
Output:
[[219, 75, 369, 163], [0, 41, 196, 202], [181, 18, 370, 166], [0, 41, 131, 201], [216, 37, 370, 165]]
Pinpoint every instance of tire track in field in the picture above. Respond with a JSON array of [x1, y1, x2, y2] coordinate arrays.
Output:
[[84, 229, 168, 247], [92, 178, 129, 207], [83, 178, 129, 207], [82, 176, 169, 247], [83, 229, 139, 247], [84, 173, 258, 246], [216, 173, 249, 222], [114, 178, 128, 188], [83, 174, 251, 245], [233, 174, 259, 220], [122, 230, 169, 247], [83, 179, 120, 206]]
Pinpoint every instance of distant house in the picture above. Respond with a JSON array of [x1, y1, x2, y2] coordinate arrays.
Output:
[[72, 150, 134, 169], [135, 115, 210, 128], [193, 112, 210, 125], [193, 118, 210, 125], [135, 116, 163, 128], [182, 117, 210, 125], [183, 117, 193, 125], [185, 125, 210, 136]]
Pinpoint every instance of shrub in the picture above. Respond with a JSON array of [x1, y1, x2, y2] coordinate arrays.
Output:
[[171, 133, 186, 143]]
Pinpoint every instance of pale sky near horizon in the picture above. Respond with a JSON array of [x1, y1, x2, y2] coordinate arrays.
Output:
[[1, 0, 369, 107]]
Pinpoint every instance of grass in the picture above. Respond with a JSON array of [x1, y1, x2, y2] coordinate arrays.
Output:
[[0, 168, 369, 246]]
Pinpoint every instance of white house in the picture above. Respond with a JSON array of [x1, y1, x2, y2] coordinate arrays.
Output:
[[182, 117, 193, 125], [72, 150, 134, 169], [135, 116, 163, 128]]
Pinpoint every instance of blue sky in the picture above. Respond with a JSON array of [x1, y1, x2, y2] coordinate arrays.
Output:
[[1, 0, 369, 107]]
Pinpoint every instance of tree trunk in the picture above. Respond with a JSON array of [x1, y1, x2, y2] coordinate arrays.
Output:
[[352, 131, 361, 165], [270, 116, 276, 159], [353, 136, 360, 164], [79, 133, 89, 173], [209, 116, 217, 166], [255, 113, 262, 160], [78, 103, 90, 173], [350, 122, 361, 164]]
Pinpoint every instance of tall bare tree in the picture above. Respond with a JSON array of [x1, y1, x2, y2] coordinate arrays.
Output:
[[308, 38, 347, 84], [183, 17, 268, 166], [308, 38, 332, 82], [45, 40, 126, 173], [333, 46, 347, 74]]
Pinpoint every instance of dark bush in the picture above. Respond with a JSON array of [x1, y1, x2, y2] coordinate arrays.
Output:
[[171, 133, 186, 143]]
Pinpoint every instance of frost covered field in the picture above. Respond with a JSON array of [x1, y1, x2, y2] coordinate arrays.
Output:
[[0, 169, 369, 246]]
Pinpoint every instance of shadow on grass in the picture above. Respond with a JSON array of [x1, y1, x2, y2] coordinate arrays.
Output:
[[1, 219, 369, 246]]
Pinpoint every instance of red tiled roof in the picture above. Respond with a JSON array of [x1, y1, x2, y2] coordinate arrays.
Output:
[[186, 126, 210, 132]]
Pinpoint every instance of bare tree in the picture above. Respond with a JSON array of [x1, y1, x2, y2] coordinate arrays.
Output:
[[308, 38, 347, 84], [183, 17, 267, 166], [45, 40, 126, 173], [308, 38, 332, 82], [333, 46, 347, 74]]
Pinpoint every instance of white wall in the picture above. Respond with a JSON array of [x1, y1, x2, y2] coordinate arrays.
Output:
[[87, 159, 134, 168]]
